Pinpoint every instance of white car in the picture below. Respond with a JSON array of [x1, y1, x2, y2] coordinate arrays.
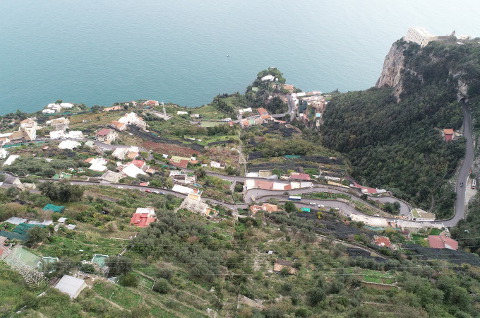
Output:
[[309, 202, 316, 205]]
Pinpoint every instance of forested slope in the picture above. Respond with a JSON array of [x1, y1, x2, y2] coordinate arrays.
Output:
[[322, 39, 480, 217]]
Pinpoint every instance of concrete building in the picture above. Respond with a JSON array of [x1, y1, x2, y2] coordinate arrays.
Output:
[[404, 27, 436, 47], [96, 129, 118, 144]]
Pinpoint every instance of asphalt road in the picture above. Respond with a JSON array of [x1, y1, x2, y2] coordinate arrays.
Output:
[[450, 104, 474, 227], [7, 104, 473, 228]]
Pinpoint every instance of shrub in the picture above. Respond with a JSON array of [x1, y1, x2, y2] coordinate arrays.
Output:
[[153, 278, 171, 294], [119, 273, 138, 287]]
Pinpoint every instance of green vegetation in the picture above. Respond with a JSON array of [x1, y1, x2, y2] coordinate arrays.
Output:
[[245, 68, 288, 114], [323, 41, 471, 218]]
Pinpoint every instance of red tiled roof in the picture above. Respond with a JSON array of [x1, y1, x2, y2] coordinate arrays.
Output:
[[111, 121, 126, 129], [255, 180, 274, 190], [374, 236, 392, 248], [428, 235, 458, 250], [170, 159, 189, 169], [130, 213, 156, 228], [97, 128, 112, 136], [131, 160, 145, 168], [257, 108, 268, 115]]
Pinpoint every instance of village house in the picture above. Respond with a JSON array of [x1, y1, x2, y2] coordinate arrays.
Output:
[[250, 203, 280, 215], [130, 207, 156, 228], [112, 146, 139, 160], [179, 193, 216, 216], [66, 131, 84, 139], [110, 121, 127, 131], [3, 154, 19, 166], [169, 170, 196, 185], [130, 159, 147, 171], [118, 112, 148, 130], [18, 118, 38, 140], [141, 100, 159, 107], [428, 235, 459, 250], [85, 158, 108, 172], [47, 117, 70, 131], [49, 130, 66, 140], [0, 148, 9, 160], [42, 102, 75, 114], [238, 107, 253, 114], [172, 184, 200, 195], [210, 161, 225, 169], [177, 111, 188, 115], [170, 156, 192, 169], [261, 74, 275, 82], [58, 140, 81, 150], [443, 128, 454, 142], [290, 172, 311, 181], [121, 163, 147, 178], [96, 128, 118, 144], [103, 105, 123, 112], [101, 170, 125, 183], [0, 133, 11, 145], [374, 236, 392, 248]]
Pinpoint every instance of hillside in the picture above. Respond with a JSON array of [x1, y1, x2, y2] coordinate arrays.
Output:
[[321, 39, 480, 218]]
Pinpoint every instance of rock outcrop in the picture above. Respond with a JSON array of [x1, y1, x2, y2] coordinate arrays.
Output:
[[376, 41, 407, 101]]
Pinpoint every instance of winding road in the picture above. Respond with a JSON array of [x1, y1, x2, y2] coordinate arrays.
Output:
[[3, 102, 474, 229]]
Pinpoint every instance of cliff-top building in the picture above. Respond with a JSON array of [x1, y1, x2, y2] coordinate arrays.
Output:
[[404, 27, 436, 47]]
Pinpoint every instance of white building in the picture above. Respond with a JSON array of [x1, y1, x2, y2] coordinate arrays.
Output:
[[172, 184, 195, 195], [177, 111, 188, 115], [50, 130, 66, 140], [66, 131, 84, 139], [404, 27, 436, 47], [261, 74, 275, 82], [88, 158, 108, 172], [3, 155, 20, 166], [54, 275, 87, 299], [58, 140, 81, 150], [135, 207, 156, 217], [118, 112, 147, 130], [210, 161, 225, 169], [121, 163, 147, 178], [0, 148, 9, 159]]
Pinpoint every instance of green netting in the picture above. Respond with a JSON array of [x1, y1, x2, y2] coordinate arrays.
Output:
[[0, 231, 27, 241], [43, 204, 65, 213], [4, 247, 41, 269], [13, 223, 45, 236]]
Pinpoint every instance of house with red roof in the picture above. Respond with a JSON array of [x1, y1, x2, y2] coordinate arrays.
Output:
[[96, 129, 118, 144], [130, 207, 156, 228], [428, 235, 458, 250], [443, 129, 454, 142], [111, 121, 127, 131], [374, 236, 392, 248], [257, 108, 268, 116], [131, 160, 146, 170]]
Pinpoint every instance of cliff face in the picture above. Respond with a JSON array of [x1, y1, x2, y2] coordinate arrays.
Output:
[[376, 42, 405, 88], [376, 40, 477, 103], [375, 41, 407, 100]]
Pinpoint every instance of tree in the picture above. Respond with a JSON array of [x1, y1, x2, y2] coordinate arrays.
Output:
[[106, 256, 132, 277], [153, 278, 171, 294], [39, 181, 84, 202], [26, 226, 49, 247], [284, 201, 297, 213], [307, 287, 325, 306], [119, 273, 138, 287]]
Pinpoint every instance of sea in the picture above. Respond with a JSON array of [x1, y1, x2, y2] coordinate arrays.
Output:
[[1, 0, 480, 114]]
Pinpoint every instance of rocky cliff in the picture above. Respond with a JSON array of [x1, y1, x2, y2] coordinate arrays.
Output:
[[375, 41, 408, 100], [376, 39, 479, 102]]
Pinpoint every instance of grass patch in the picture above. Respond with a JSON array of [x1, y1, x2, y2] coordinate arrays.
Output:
[[93, 281, 141, 309]]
